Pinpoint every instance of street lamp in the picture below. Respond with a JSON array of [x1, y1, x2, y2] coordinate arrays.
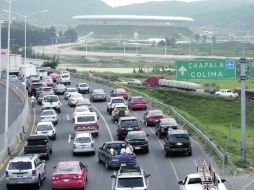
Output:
[[0, 20, 6, 79]]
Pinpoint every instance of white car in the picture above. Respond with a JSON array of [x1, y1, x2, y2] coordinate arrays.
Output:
[[72, 133, 95, 155], [60, 70, 70, 75], [5, 155, 46, 188], [42, 95, 62, 113], [127, 79, 142, 86], [68, 92, 84, 106], [107, 97, 126, 114], [40, 109, 58, 125], [37, 68, 48, 79], [73, 106, 91, 121], [215, 89, 238, 98], [64, 87, 78, 100], [58, 74, 71, 85], [36, 121, 56, 140], [76, 83, 90, 94]]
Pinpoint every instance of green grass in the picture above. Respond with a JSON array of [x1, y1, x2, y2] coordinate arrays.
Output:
[[125, 85, 254, 171]]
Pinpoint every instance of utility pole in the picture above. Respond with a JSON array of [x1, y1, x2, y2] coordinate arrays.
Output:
[[240, 57, 247, 162]]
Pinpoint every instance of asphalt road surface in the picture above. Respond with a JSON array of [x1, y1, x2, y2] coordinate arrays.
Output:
[[0, 77, 235, 190], [0, 82, 24, 134]]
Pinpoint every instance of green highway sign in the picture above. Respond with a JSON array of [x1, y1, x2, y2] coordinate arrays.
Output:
[[249, 60, 254, 79], [176, 59, 236, 80]]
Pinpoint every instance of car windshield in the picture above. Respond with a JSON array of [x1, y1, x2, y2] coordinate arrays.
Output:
[[116, 88, 126, 93], [32, 83, 43, 88], [75, 137, 91, 143], [43, 88, 52, 92], [79, 83, 88, 87], [115, 107, 127, 111], [94, 89, 104, 94], [77, 116, 95, 122], [128, 132, 146, 140], [67, 88, 77, 92], [112, 99, 125, 104], [8, 162, 32, 170], [37, 124, 53, 131], [120, 119, 138, 126], [133, 97, 144, 101], [62, 75, 69, 78], [56, 165, 79, 173], [161, 119, 177, 126], [117, 177, 144, 188], [171, 134, 189, 141], [44, 96, 58, 102], [42, 110, 55, 116]]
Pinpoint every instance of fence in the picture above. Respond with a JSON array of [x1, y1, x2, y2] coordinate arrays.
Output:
[[72, 73, 224, 161], [0, 79, 29, 163]]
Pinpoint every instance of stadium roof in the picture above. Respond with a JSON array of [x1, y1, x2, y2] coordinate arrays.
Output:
[[72, 15, 194, 22]]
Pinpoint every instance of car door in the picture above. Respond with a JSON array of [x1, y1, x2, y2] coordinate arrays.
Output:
[[99, 143, 107, 162], [35, 158, 45, 178]]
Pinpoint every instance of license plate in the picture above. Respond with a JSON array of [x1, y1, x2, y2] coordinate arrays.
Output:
[[176, 143, 183, 146], [17, 174, 23, 178], [128, 128, 133, 130], [63, 179, 70, 182], [135, 147, 141, 150], [121, 163, 126, 166], [112, 159, 119, 162]]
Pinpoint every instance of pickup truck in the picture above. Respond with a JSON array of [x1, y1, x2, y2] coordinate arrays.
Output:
[[24, 135, 52, 160], [215, 89, 238, 98], [74, 112, 99, 137], [178, 160, 227, 190], [98, 141, 136, 169]]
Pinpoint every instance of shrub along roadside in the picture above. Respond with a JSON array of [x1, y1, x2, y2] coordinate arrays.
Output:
[[126, 85, 254, 171]]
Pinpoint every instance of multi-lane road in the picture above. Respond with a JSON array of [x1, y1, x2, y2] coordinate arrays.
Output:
[[0, 82, 24, 134], [0, 77, 241, 190]]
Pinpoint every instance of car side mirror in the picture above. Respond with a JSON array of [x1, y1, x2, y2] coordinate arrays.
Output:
[[41, 160, 46, 164], [146, 134, 150, 137], [97, 116, 99, 119], [178, 181, 184, 185], [111, 175, 116, 178], [221, 179, 226, 183], [99, 147, 103, 150], [53, 166, 56, 169], [144, 112, 147, 115], [146, 174, 151, 178]]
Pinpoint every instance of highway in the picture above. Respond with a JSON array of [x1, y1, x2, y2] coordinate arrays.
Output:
[[0, 82, 24, 134], [0, 77, 219, 190]]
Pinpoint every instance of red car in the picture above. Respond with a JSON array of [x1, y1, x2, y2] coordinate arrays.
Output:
[[51, 161, 88, 190], [144, 110, 166, 126], [110, 88, 128, 99], [128, 96, 147, 110], [50, 73, 59, 82]]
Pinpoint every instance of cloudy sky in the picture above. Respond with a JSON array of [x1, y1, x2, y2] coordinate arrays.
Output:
[[102, 0, 201, 7]]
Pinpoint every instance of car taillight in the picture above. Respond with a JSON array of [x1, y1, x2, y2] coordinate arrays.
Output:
[[144, 140, 148, 144], [135, 127, 141, 131], [75, 175, 82, 179], [118, 128, 125, 132], [52, 176, 59, 180], [91, 143, 94, 147], [58, 102, 61, 106], [32, 170, 36, 176], [5, 171, 9, 177]]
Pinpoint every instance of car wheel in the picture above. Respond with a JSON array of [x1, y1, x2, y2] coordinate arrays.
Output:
[[98, 155, 102, 163], [58, 109, 61, 113], [188, 151, 192, 156], [73, 152, 76, 156], [105, 163, 110, 169], [144, 120, 148, 127], [165, 151, 170, 157], [6, 184, 13, 190], [158, 133, 162, 139], [107, 108, 109, 112], [145, 148, 149, 153]]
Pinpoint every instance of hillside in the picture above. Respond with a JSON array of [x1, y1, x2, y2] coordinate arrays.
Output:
[[0, 0, 254, 31]]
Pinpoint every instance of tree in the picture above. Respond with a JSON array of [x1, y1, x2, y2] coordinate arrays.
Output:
[[202, 35, 207, 43], [194, 33, 201, 42], [212, 35, 217, 44], [64, 29, 78, 43]]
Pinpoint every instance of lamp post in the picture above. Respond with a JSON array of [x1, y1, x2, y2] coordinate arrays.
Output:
[[4, 0, 12, 154], [0, 20, 5, 79]]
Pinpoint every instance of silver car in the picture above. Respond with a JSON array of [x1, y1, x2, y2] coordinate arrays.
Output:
[[40, 109, 58, 125], [73, 133, 95, 155], [54, 84, 66, 95]]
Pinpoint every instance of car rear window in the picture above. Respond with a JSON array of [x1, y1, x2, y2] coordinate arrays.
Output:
[[75, 137, 91, 143], [77, 116, 95, 122], [44, 96, 58, 102], [94, 89, 104, 94], [120, 119, 138, 126], [128, 132, 146, 140], [133, 97, 145, 101], [170, 134, 189, 141], [62, 75, 69, 78], [161, 119, 177, 126], [8, 162, 32, 170], [112, 99, 125, 104], [32, 83, 43, 88], [42, 110, 55, 116], [56, 165, 79, 173], [117, 177, 144, 188], [79, 83, 88, 87], [67, 88, 77, 92], [37, 124, 53, 131], [116, 89, 126, 93], [27, 138, 48, 145]]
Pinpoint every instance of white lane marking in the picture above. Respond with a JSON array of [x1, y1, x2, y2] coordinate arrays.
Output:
[[92, 105, 113, 141], [68, 134, 71, 143], [131, 111, 180, 181], [66, 114, 70, 120], [241, 178, 254, 190]]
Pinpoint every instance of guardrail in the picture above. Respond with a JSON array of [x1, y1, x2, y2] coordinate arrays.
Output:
[[72, 73, 224, 161], [0, 80, 29, 164]]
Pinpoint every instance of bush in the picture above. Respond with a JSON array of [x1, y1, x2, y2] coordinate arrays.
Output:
[[42, 60, 59, 69]]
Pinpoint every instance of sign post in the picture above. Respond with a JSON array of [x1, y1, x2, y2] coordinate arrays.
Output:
[[249, 60, 254, 79], [176, 59, 236, 80]]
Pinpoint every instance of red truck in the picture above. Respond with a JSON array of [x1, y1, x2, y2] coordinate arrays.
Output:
[[142, 76, 163, 87]]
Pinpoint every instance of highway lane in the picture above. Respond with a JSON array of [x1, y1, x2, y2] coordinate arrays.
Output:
[[0, 77, 215, 190], [0, 82, 24, 134]]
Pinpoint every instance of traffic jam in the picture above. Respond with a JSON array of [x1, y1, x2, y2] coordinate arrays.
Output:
[[3, 69, 228, 190]]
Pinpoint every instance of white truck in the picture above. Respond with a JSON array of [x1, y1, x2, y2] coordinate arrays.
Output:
[[178, 160, 227, 190], [0, 52, 23, 75], [215, 89, 238, 98], [20, 64, 38, 78]]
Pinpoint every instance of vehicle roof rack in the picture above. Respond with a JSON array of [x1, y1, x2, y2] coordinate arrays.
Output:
[[119, 165, 142, 174], [195, 160, 219, 190]]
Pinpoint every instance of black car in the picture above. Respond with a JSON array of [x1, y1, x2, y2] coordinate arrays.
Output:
[[35, 86, 54, 98], [155, 118, 179, 138], [164, 129, 192, 157], [28, 82, 43, 96], [117, 117, 141, 140], [126, 131, 149, 153]]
